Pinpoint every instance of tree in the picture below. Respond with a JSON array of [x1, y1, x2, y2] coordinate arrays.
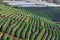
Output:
[[53, 0, 57, 4]]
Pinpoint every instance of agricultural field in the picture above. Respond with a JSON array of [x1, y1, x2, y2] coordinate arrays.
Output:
[[0, 4, 60, 40]]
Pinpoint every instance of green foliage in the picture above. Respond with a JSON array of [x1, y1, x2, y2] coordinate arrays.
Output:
[[2, 34, 8, 40]]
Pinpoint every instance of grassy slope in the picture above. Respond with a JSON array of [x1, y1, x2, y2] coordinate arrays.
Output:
[[20, 7, 60, 22]]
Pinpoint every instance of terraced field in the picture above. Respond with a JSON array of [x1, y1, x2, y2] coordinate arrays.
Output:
[[0, 4, 60, 40]]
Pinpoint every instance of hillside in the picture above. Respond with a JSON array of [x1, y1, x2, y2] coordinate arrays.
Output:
[[20, 7, 60, 22], [0, 4, 60, 40]]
